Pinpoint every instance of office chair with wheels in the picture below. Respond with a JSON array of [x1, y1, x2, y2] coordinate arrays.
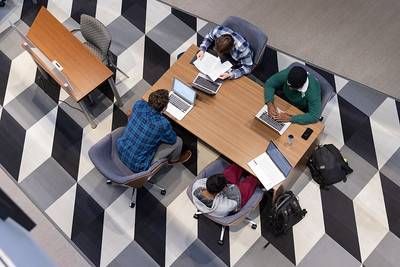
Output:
[[187, 158, 264, 245], [287, 62, 335, 120], [88, 127, 167, 208], [222, 16, 268, 69], [71, 14, 129, 79]]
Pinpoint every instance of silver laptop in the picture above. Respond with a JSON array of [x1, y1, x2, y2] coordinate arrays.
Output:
[[266, 141, 292, 177], [256, 105, 291, 135], [192, 73, 222, 95], [166, 78, 196, 121]]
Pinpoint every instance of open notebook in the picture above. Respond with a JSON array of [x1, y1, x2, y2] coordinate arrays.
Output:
[[193, 52, 232, 81]]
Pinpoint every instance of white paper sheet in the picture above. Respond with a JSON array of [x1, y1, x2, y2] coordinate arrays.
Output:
[[248, 152, 287, 190], [193, 52, 232, 81]]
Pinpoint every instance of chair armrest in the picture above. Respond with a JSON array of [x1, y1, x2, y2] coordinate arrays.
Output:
[[70, 29, 81, 34]]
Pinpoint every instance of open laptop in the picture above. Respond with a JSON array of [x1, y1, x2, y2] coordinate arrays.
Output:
[[192, 73, 222, 95], [256, 104, 291, 135], [266, 141, 292, 177], [166, 78, 196, 121]]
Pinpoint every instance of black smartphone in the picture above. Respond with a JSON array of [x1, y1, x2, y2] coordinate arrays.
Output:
[[301, 127, 313, 140]]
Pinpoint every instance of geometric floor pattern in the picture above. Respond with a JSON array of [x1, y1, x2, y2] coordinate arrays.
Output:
[[0, 0, 399, 266]]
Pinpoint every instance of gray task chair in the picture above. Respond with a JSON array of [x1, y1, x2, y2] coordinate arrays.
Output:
[[222, 16, 268, 69], [72, 14, 129, 79], [88, 127, 167, 208], [288, 62, 335, 114], [187, 158, 264, 245]]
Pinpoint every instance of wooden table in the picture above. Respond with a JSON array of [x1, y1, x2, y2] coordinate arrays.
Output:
[[24, 7, 122, 128], [144, 45, 324, 191]]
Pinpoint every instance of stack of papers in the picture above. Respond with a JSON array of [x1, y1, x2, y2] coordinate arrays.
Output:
[[248, 152, 287, 190], [193, 52, 232, 81]]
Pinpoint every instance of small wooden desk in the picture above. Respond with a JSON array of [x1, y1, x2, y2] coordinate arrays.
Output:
[[24, 7, 122, 128], [144, 45, 324, 191]]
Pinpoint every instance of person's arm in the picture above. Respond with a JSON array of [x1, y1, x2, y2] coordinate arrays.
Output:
[[290, 82, 322, 124], [199, 26, 220, 52], [229, 49, 253, 79], [160, 120, 177, 145], [264, 68, 290, 104]]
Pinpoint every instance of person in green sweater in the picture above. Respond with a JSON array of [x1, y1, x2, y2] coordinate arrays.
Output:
[[264, 66, 321, 124]]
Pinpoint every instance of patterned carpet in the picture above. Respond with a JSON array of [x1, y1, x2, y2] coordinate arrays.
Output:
[[0, 0, 399, 266]]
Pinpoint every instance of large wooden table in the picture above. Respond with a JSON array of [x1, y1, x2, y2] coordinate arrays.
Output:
[[25, 7, 122, 128], [144, 45, 324, 190]]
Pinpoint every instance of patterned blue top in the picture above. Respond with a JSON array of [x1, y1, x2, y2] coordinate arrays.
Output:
[[199, 25, 253, 79], [116, 100, 177, 173]]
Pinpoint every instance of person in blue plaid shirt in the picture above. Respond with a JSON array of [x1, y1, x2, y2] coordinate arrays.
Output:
[[116, 89, 191, 173], [197, 25, 254, 79]]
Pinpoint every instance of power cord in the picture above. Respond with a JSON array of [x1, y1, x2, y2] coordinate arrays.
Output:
[[58, 100, 84, 114]]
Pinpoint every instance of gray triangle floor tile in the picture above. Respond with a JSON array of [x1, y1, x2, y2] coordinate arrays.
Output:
[[4, 83, 57, 130], [171, 239, 227, 267], [338, 81, 386, 116], [297, 234, 361, 267], [234, 237, 294, 267], [364, 232, 400, 267], [335, 145, 378, 199], [108, 240, 159, 267], [19, 157, 76, 210], [78, 167, 127, 210], [380, 148, 400, 188], [0, 21, 29, 60]]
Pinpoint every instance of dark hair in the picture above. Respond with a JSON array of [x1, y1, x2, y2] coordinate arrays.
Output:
[[206, 174, 227, 194], [148, 89, 169, 112], [287, 66, 307, 89], [215, 34, 234, 55]]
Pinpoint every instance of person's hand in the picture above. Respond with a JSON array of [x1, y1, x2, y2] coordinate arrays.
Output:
[[196, 50, 204, 59], [267, 102, 277, 116], [127, 108, 132, 117], [273, 112, 291, 122], [219, 72, 231, 80]]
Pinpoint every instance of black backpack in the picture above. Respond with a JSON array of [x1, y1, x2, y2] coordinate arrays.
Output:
[[269, 191, 307, 236], [307, 144, 353, 190]]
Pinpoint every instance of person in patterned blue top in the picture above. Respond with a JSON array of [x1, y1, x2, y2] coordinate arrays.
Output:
[[116, 89, 191, 173], [197, 25, 254, 80]]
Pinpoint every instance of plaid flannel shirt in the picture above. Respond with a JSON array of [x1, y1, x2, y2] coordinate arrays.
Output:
[[199, 25, 253, 79], [116, 100, 176, 173]]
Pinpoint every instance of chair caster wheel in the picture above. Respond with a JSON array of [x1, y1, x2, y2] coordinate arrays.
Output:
[[160, 189, 166, 195], [106, 180, 112, 185], [251, 224, 257, 230], [193, 214, 199, 219], [218, 240, 224, 246], [129, 203, 135, 208]]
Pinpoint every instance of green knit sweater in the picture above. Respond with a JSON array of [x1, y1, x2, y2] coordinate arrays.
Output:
[[264, 68, 321, 124]]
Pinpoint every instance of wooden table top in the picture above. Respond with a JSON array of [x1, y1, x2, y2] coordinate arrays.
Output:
[[27, 7, 113, 102], [143, 45, 324, 173]]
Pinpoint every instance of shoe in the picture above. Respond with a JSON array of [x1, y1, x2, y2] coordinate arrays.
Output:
[[168, 150, 192, 165]]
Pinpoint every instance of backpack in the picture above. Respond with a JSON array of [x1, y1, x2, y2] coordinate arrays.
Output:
[[269, 191, 307, 236], [307, 144, 353, 190]]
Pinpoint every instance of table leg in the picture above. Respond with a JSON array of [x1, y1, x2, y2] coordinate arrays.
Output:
[[108, 77, 123, 107], [78, 101, 97, 129]]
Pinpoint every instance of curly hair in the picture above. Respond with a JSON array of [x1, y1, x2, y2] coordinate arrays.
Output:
[[148, 89, 169, 112]]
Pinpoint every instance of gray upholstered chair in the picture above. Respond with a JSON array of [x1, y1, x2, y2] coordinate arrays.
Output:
[[72, 14, 129, 79], [187, 158, 264, 245], [88, 127, 167, 208], [288, 62, 335, 114], [222, 16, 268, 69]]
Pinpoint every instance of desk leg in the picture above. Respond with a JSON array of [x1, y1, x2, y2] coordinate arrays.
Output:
[[78, 101, 97, 129], [108, 77, 123, 107]]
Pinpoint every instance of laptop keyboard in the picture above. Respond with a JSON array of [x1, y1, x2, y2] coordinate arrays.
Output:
[[194, 76, 220, 92], [170, 93, 191, 112], [260, 112, 285, 131]]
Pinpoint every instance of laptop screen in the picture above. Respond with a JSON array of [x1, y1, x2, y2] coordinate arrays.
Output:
[[266, 142, 292, 177], [173, 78, 196, 104]]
